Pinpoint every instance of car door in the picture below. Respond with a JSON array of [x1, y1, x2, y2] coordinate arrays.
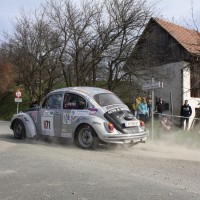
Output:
[[41, 93, 63, 137], [61, 93, 87, 138]]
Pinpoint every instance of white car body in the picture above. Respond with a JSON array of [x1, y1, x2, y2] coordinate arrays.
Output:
[[10, 87, 149, 149]]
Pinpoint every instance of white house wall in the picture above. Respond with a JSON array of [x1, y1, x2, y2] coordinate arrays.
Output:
[[153, 61, 200, 129], [154, 61, 188, 115], [182, 66, 200, 129]]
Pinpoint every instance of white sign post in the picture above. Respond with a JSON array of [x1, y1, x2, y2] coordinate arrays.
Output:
[[143, 78, 163, 140], [15, 90, 22, 114]]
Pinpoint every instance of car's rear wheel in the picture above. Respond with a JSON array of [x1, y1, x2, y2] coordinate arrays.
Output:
[[75, 124, 99, 149], [13, 119, 26, 139]]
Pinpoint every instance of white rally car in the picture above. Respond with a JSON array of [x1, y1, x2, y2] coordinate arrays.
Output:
[[10, 87, 149, 149]]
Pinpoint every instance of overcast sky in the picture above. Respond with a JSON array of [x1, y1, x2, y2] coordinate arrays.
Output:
[[0, 0, 200, 40]]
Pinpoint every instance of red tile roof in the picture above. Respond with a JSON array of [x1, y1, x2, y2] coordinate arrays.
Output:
[[154, 18, 200, 55]]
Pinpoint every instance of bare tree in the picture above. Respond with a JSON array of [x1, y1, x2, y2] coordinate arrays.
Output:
[[45, 0, 102, 86], [44, 0, 156, 90], [4, 9, 62, 102], [45, 0, 73, 86], [88, 0, 155, 91], [1, 0, 157, 103], [0, 47, 16, 94]]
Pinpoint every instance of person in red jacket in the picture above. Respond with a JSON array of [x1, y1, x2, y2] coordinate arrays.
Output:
[[180, 100, 192, 130]]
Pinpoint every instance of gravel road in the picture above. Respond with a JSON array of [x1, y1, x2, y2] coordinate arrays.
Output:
[[0, 121, 200, 200]]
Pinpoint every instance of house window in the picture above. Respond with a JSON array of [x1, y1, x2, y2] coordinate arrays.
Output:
[[191, 65, 200, 97]]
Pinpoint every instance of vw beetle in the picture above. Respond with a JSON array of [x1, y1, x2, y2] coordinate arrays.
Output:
[[10, 87, 149, 149]]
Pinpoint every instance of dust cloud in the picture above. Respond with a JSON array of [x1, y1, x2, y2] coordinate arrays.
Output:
[[136, 129, 200, 162]]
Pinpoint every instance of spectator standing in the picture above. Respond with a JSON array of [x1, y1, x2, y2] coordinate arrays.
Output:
[[146, 95, 152, 118], [156, 97, 164, 118], [137, 97, 148, 122], [132, 94, 141, 117], [180, 100, 192, 130]]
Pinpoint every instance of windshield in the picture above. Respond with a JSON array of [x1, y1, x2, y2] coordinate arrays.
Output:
[[94, 93, 123, 107]]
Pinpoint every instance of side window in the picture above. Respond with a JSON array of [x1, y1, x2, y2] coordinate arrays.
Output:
[[63, 93, 86, 110], [42, 94, 62, 109]]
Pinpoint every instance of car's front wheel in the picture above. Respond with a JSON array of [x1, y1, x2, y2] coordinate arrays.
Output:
[[13, 119, 26, 139], [75, 124, 99, 149]]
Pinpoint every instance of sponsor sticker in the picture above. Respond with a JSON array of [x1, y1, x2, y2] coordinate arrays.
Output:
[[63, 112, 71, 124], [88, 106, 98, 115], [61, 125, 72, 138], [42, 110, 54, 117], [61, 132, 72, 138], [107, 108, 121, 114], [107, 107, 128, 114], [71, 110, 89, 116]]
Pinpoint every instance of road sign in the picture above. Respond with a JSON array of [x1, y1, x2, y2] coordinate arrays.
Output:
[[15, 90, 22, 113], [15, 90, 22, 98], [143, 81, 163, 90], [15, 98, 22, 103]]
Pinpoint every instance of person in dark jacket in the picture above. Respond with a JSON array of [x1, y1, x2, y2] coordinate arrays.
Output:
[[30, 98, 39, 108], [180, 100, 192, 130], [156, 97, 164, 118]]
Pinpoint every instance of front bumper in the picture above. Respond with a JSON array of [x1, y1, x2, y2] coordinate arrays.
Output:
[[101, 130, 149, 144]]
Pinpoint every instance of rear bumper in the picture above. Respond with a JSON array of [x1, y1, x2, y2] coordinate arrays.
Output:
[[101, 130, 149, 144]]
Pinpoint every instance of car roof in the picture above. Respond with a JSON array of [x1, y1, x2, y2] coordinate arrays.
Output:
[[49, 87, 113, 98]]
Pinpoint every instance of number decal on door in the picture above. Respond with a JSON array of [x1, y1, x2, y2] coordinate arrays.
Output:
[[44, 120, 51, 129]]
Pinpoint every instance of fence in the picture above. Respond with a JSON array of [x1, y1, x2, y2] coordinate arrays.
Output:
[[153, 112, 200, 133]]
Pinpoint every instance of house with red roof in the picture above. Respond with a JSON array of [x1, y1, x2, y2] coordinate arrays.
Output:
[[134, 17, 200, 129]]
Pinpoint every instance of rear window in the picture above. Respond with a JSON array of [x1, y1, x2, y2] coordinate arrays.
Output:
[[94, 93, 123, 107]]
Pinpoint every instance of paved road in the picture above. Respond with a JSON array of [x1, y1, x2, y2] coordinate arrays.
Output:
[[0, 121, 200, 200]]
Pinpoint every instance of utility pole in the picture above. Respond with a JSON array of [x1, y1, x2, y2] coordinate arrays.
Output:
[[151, 78, 154, 140]]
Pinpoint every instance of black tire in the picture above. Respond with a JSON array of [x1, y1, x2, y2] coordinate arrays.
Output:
[[75, 124, 99, 149], [13, 119, 26, 139]]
